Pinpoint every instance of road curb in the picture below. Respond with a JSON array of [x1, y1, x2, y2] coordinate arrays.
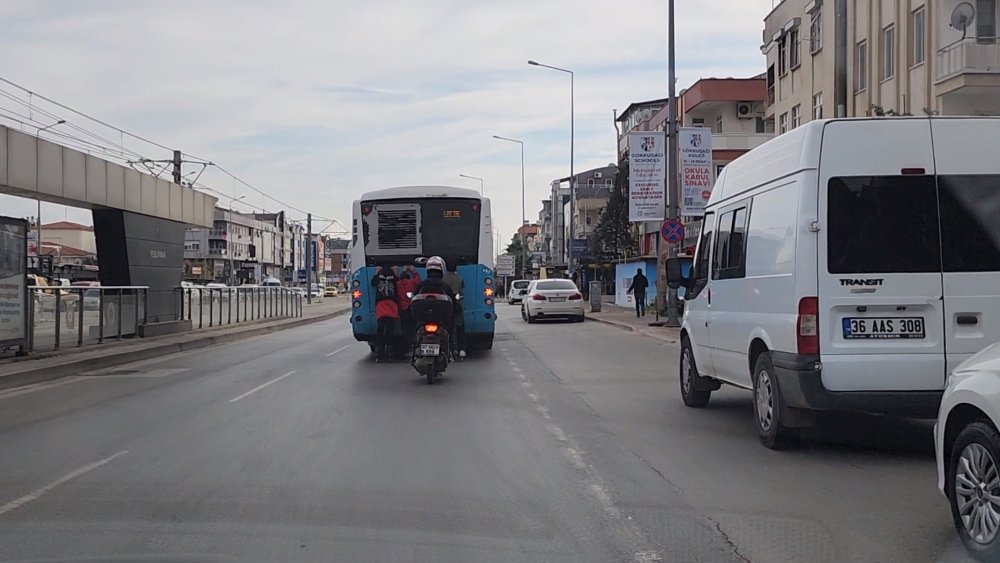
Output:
[[585, 315, 636, 332], [0, 308, 350, 391]]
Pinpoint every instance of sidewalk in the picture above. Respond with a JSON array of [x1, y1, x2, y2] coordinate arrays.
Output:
[[585, 304, 681, 345], [0, 297, 353, 391]]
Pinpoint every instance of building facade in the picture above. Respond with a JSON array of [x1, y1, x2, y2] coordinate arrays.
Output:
[[763, 0, 1000, 133]]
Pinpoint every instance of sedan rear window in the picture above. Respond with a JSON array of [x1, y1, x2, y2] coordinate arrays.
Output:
[[512, 281, 530, 288], [535, 280, 577, 290]]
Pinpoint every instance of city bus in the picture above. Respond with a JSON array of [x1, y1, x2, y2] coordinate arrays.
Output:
[[349, 186, 497, 354]]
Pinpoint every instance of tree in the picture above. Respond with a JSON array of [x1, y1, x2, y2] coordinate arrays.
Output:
[[593, 161, 638, 260], [871, 105, 913, 117]]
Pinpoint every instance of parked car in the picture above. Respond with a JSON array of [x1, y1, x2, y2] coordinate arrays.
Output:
[[936, 342, 1000, 559], [309, 283, 323, 299], [666, 117, 1000, 449], [262, 277, 282, 287], [521, 279, 585, 323], [324, 285, 339, 297], [507, 280, 531, 304]]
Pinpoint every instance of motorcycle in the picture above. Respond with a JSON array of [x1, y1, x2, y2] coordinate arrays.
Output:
[[409, 292, 454, 384]]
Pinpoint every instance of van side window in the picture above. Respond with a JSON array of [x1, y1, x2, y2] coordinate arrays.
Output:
[[690, 212, 715, 296], [713, 207, 749, 280], [827, 176, 940, 274], [939, 175, 1000, 272]]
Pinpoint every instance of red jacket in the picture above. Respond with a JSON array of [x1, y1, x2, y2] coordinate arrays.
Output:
[[396, 278, 420, 310], [375, 299, 399, 320]]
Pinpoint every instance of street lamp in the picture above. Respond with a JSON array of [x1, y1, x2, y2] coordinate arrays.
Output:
[[528, 59, 574, 277], [492, 135, 528, 277], [229, 195, 246, 285], [458, 173, 484, 195]]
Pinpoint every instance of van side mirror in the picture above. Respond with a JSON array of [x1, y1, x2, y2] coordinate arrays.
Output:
[[665, 258, 688, 290]]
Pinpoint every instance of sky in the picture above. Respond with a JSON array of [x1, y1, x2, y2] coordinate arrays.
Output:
[[0, 0, 775, 244]]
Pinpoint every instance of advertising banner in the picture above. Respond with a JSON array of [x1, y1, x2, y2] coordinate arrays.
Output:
[[0, 217, 28, 348], [628, 132, 666, 222], [679, 127, 714, 217]]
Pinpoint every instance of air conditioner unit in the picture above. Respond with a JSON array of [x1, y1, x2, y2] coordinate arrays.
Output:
[[594, 172, 603, 179], [736, 102, 754, 119]]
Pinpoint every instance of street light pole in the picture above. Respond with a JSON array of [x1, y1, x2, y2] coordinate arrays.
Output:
[[664, 0, 681, 327], [458, 174, 484, 196], [528, 60, 574, 278], [229, 196, 246, 285], [492, 135, 527, 277]]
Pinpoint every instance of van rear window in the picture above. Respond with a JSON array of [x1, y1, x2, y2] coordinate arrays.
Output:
[[939, 175, 1000, 272], [827, 176, 940, 274]]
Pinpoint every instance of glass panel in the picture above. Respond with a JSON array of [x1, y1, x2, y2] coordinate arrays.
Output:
[[939, 175, 1000, 272], [827, 176, 940, 273]]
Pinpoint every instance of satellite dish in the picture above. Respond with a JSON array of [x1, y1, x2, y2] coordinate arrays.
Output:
[[951, 2, 976, 39]]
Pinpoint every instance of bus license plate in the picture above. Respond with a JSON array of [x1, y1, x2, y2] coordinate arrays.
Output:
[[419, 343, 440, 356], [842, 317, 925, 339]]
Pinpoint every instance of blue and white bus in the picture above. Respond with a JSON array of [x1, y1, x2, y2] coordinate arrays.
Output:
[[349, 186, 497, 352]]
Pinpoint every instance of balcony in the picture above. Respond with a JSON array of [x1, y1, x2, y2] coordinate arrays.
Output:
[[710, 133, 773, 151], [936, 38, 1000, 83]]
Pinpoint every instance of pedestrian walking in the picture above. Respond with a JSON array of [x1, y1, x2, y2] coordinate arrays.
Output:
[[628, 268, 649, 318]]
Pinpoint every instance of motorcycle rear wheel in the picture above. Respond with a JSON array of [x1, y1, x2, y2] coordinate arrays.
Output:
[[426, 362, 436, 384]]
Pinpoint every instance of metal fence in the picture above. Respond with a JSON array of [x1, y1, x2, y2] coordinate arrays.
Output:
[[176, 286, 303, 330], [26, 286, 149, 353]]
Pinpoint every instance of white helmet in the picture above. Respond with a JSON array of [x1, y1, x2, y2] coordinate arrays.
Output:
[[426, 256, 445, 273]]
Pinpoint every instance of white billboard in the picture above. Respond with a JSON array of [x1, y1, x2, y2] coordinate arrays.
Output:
[[679, 127, 714, 217], [0, 218, 27, 347], [628, 132, 666, 222]]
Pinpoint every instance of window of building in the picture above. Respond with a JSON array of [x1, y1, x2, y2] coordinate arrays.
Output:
[[714, 114, 723, 133], [856, 40, 868, 91], [779, 112, 789, 134], [978, 0, 997, 43], [910, 7, 926, 66], [810, 9, 823, 54], [791, 105, 801, 128], [755, 117, 767, 133], [778, 35, 788, 76], [789, 29, 801, 69], [812, 93, 823, 120], [881, 25, 895, 80], [692, 117, 705, 127]]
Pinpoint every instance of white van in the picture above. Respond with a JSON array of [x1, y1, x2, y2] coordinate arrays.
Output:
[[666, 117, 1000, 449]]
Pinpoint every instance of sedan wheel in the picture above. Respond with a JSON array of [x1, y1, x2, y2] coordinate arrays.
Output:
[[950, 422, 1000, 558]]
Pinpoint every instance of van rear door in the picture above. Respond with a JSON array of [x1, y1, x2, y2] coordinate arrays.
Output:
[[931, 118, 1000, 375], [817, 119, 945, 392]]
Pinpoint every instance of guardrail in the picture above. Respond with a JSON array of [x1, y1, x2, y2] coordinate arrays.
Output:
[[176, 286, 303, 330], [26, 285, 149, 353]]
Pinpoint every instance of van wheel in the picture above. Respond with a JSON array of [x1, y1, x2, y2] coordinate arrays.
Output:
[[753, 353, 800, 450], [680, 337, 711, 408], [949, 421, 1000, 559]]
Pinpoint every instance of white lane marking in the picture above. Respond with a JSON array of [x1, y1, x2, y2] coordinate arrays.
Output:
[[326, 344, 353, 357], [0, 450, 129, 517], [527, 392, 540, 402], [228, 370, 297, 403], [0, 376, 86, 401]]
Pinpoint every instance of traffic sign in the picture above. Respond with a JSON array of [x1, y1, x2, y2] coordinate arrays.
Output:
[[661, 219, 685, 244]]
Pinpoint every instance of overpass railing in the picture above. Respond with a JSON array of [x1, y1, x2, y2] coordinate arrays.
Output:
[[176, 286, 303, 330], [26, 285, 149, 353]]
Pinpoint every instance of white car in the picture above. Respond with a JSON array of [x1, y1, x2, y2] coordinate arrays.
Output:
[[508, 280, 531, 304], [521, 279, 585, 323], [936, 342, 1000, 559], [666, 117, 1000, 450]]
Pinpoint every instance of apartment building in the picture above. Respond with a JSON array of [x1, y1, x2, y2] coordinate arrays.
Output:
[[764, 0, 1000, 133]]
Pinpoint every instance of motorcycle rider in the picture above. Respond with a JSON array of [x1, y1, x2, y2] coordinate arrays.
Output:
[[413, 256, 461, 357]]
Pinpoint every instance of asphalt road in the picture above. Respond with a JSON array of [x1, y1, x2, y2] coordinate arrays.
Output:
[[0, 305, 976, 562]]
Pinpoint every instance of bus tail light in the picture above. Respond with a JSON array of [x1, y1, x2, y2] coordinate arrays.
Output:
[[797, 297, 819, 355], [352, 289, 362, 299]]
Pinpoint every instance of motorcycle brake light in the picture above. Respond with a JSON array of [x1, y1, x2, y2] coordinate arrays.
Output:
[[424, 323, 439, 333]]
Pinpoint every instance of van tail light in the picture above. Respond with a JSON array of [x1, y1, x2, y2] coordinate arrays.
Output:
[[569, 293, 583, 300], [424, 323, 439, 333], [797, 297, 819, 355], [532, 294, 547, 301]]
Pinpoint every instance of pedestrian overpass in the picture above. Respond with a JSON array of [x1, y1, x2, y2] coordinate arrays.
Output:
[[0, 124, 217, 329]]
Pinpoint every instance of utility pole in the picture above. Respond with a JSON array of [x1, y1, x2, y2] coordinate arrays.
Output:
[[306, 213, 312, 305], [663, 0, 681, 327], [834, 0, 848, 117]]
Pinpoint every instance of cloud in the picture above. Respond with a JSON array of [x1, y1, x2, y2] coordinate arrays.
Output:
[[0, 0, 774, 239]]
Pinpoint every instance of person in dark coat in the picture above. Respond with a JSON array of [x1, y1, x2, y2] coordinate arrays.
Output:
[[371, 264, 399, 361], [628, 268, 649, 318]]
